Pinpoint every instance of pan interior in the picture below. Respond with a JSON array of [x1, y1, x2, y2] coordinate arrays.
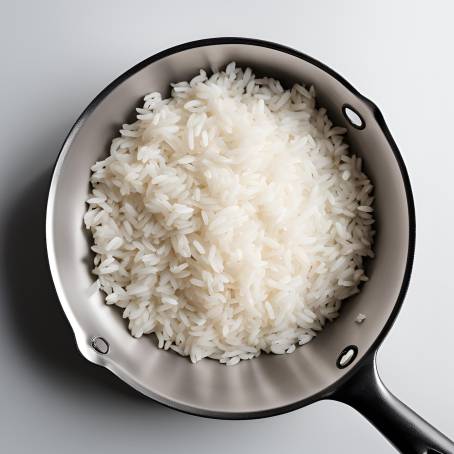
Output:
[[47, 41, 412, 417]]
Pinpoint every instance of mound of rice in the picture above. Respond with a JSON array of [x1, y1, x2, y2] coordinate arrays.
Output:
[[84, 62, 374, 365]]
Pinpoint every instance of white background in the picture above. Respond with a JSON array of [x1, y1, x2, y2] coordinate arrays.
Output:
[[0, 1, 453, 452]]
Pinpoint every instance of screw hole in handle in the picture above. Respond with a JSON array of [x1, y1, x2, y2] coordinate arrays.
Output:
[[91, 336, 109, 354], [342, 104, 365, 130], [336, 345, 358, 369]]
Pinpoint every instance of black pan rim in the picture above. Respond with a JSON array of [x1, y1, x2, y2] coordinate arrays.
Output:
[[45, 36, 416, 420]]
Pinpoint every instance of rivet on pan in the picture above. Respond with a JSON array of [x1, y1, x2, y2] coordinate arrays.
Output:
[[336, 345, 358, 369], [91, 336, 109, 354], [342, 104, 365, 130]]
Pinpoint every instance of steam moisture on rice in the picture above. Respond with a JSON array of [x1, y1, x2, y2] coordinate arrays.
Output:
[[84, 62, 375, 365]]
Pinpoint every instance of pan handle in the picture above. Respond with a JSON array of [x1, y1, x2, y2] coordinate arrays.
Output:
[[330, 351, 454, 453]]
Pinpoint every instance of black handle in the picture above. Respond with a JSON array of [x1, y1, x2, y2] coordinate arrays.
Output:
[[330, 351, 454, 453]]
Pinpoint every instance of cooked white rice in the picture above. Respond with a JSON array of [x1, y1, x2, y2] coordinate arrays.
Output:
[[84, 62, 375, 365]]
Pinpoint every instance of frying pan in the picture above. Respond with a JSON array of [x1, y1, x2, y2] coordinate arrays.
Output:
[[46, 38, 454, 453]]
